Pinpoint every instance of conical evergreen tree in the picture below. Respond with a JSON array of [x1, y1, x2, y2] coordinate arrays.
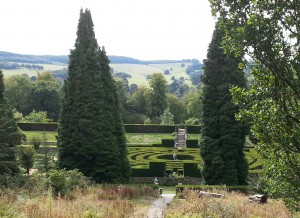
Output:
[[200, 21, 248, 185], [58, 9, 131, 183], [0, 70, 22, 176]]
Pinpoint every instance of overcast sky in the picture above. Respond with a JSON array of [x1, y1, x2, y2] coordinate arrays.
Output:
[[0, 0, 216, 61]]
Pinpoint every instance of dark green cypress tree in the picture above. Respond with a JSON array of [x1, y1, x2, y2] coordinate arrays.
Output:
[[0, 70, 22, 176], [58, 9, 131, 183], [200, 21, 248, 185]]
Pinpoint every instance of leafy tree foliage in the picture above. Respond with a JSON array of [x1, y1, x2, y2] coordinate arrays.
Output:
[[31, 72, 61, 121], [146, 73, 168, 118], [4, 75, 33, 115], [129, 83, 138, 94], [58, 9, 130, 183], [200, 21, 248, 185], [160, 108, 174, 125], [4, 73, 61, 120], [210, 0, 300, 209], [182, 90, 202, 125], [168, 78, 190, 96], [166, 94, 187, 124], [24, 109, 51, 122], [190, 71, 203, 86], [0, 70, 22, 177], [186, 62, 202, 75]]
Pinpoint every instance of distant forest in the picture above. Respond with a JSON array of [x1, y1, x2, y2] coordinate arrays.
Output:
[[0, 51, 199, 65]]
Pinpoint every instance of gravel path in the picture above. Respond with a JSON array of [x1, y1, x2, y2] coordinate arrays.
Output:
[[146, 194, 176, 218]]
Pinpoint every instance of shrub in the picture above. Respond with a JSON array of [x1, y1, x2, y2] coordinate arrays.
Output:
[[30, 136, 42, 151], [24, 110, 51, 122], [18, 145, 36, 175], [144, 118, 151, 124], [46, 169, 89, 196]]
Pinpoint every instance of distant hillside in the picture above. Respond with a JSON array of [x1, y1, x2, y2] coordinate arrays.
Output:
[[0, 51, 68, 65], [0, 51, 199, 65]]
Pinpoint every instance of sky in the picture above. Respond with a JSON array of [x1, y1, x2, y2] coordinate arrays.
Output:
[[0, 0, 216, 61]]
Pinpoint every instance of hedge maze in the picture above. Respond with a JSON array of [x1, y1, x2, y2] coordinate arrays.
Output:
[[19, 123, 264, 178], [128, 146, 202, 177]]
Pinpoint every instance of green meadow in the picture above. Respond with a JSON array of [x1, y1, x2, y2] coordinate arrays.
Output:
[[2, 62, 193, 87]]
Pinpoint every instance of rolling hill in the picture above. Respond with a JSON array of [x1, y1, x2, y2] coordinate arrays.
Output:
[[0, 51, 202, 86]]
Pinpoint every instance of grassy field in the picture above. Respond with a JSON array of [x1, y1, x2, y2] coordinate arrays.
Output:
[[150, 62, 193, 86], [110, 62, 193, 87], [2, 63, 67, 77], [3, 62, 194, 88]]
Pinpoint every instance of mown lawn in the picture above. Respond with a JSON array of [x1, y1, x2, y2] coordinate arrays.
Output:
[[23, 131, 57, 142]]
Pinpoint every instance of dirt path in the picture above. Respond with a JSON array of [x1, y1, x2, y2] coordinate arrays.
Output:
[[146, 194, 176, 218]]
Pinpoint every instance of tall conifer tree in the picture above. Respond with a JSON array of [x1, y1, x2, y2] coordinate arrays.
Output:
[[0, 70, 22, 176], [200, 21, 248, 185], [58, 9, 130, 183]]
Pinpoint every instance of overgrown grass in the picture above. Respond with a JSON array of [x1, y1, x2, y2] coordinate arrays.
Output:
[[0, 184, 158, 218], [166, 189, 295, 218]]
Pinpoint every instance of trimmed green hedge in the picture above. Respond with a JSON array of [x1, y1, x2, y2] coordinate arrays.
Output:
[[18, 122, 59, 131], [184, 163, 201, 177], [154, 139, 199, 148], [18, 123, 201, 134], [186, 140, 199, 148], [125, 124, 176, 133], [161, 139, 175, 147], [186, 125, 201, 134], [176, 185, 250, 193], [131, 161, 166, 177]]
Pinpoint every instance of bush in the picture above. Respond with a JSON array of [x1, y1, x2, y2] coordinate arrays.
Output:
[[18, 145, 36, 175], [24, 110, 51, 122], [46, 169, 89, 196], [30, 136, 42, 151]]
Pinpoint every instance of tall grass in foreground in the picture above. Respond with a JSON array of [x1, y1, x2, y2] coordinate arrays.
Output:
[[0, 185, 157, 218], [166, 190, 297, 218]]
